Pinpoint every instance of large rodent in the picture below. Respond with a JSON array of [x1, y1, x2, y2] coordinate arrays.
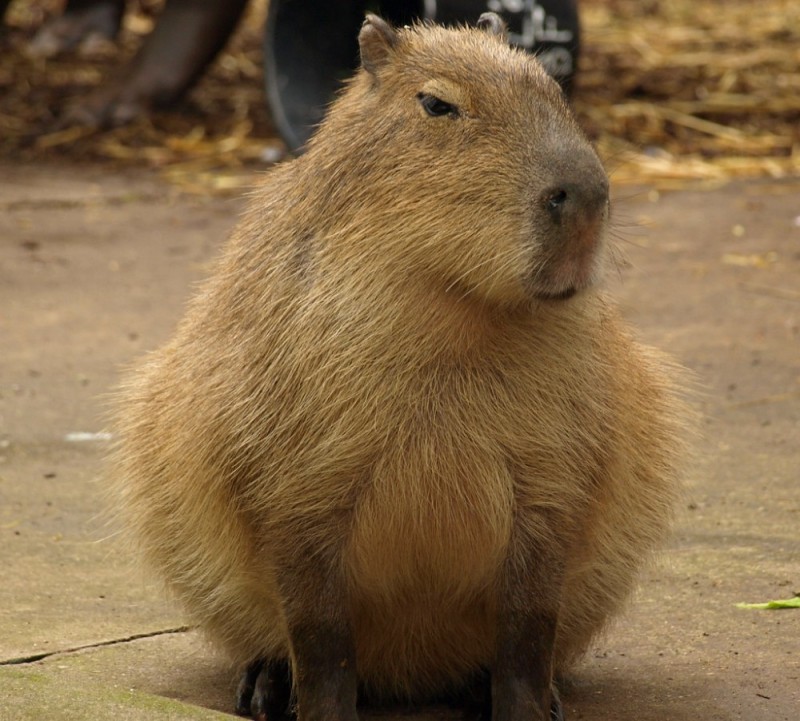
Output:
[[114, 13, 689, 721]]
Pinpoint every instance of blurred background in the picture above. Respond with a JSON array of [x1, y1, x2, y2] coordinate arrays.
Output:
[[1, 0, 798, 192]]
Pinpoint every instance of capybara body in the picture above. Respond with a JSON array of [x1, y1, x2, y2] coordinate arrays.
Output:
[[115, 14, 688, 721]]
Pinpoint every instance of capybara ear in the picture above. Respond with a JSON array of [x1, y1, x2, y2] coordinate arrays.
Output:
[[476, 12, 509, 43], [359, 14, 398, 75]]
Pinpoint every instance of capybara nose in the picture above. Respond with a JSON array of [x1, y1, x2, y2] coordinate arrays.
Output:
[[542, 177, 609, 227]]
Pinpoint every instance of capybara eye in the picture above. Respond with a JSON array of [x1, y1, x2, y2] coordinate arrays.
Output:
[[417, 93, 459, 118]]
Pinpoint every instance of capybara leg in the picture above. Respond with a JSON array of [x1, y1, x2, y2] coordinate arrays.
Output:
[[491, 611, 559, 721], [289, 622, 357, 721], [271, 549, 357, 721], [491, 531, 564, 721], [236, 657, 294, 720]]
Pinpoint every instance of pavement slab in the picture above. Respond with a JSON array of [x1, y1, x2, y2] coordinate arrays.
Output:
[[1, 165, 798, 720]]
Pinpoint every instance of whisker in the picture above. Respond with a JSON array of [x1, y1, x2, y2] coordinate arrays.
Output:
[[444, 249, 516, 297], [450, 247, 524, 304]]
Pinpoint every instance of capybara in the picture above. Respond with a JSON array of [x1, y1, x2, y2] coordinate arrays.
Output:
[[114, 13, 689, 721]]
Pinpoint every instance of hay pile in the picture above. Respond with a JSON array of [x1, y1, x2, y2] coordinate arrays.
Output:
[[577, 0, 800, 187], [1, 0, 797, 189]]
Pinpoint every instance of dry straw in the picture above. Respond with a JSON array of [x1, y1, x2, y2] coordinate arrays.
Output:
[[1, 0, 797, 189], [577, 0, 799, 187]]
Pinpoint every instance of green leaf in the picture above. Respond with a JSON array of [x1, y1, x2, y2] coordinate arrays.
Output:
[[736, 596, 800, 610]]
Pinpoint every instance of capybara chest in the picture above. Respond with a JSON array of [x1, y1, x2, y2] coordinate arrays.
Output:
[[346, 429, 515, 601]]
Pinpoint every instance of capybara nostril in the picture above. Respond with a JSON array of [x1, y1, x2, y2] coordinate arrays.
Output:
[[543, 179, 609, 224], [546, 188, 569, 214]]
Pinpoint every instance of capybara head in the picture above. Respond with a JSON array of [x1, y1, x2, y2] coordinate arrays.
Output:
[[303, 13, 609, 308]]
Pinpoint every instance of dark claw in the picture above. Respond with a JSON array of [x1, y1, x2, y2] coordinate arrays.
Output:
[[550, 684, 565, 721], [235, 657, 293, 720], [236, 658, 265, 716]]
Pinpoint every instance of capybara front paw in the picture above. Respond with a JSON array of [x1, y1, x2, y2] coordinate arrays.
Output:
[[236, 657, 293, 720]]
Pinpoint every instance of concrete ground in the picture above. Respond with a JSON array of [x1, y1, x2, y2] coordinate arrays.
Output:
[[1, 164, 798, 720]]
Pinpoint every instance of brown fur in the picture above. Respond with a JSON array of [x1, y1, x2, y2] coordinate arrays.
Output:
[[114, 14, 689, 712]]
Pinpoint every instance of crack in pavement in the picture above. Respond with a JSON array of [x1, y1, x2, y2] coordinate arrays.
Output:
[[0, 626, 191, 666]]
